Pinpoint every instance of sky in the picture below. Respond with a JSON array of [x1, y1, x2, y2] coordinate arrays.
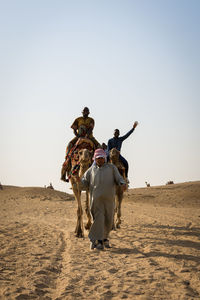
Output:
[[1, 0, 200, 194]]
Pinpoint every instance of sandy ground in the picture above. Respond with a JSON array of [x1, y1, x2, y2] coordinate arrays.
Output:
[[0, 181, 200, 300]]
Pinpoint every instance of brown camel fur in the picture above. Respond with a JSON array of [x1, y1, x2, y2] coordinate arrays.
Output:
[[69, 138, 94, 237], [109, 148, 127, 229]]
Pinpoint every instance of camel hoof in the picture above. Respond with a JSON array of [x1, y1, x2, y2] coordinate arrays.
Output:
[[75, 227, 84, 238], [75, 232, 84, 238], [85, 223, 91, 230]]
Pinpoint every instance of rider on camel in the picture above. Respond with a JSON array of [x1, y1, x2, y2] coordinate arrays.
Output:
[[67, 107, 99, 155], [107, 121, 138, 182], [61, 107, 100, 182]]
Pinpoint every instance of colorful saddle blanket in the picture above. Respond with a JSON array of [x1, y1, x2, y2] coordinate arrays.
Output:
[[69, 138, 94, 161], [66, 138, 95, 177]]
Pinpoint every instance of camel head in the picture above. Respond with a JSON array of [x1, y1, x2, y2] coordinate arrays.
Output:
[[78, 149, 93, 165], [76, 148, 93, 180], [110, 148, 120, 163]]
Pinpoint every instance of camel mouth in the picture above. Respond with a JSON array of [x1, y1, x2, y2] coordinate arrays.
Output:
[[79, 158, 91, 163]]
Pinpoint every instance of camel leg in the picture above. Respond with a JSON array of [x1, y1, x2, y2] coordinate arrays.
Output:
[[112, 214, 116, 231], [75, 205, 84, 238], [112, 196, 117, 231], [84, 190, 92, 230], [116, 191, 123, 229], [72, 182, 84, 238]]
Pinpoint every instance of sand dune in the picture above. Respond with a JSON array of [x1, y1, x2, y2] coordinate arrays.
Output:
[[0, 181, 200, 299]]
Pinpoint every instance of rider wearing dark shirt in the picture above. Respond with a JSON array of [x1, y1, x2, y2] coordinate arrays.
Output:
[[107, 121, 138, 179]]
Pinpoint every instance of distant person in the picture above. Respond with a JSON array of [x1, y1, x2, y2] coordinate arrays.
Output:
[[81, 148, 126, 250], [107, 121, 138, 181], [101, 142, 109, 156], [0, 182, 3, 190]]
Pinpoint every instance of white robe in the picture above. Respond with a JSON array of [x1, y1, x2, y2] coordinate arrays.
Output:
[[81, 163, 126, 241]]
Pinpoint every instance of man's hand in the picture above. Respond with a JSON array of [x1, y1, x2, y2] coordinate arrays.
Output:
[[133, 121, 138, 129]]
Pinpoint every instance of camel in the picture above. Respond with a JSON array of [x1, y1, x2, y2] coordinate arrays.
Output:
[[109, 148, 127, 229], [69, 138, 94, 237], [145, 182, 150, 187], [47, 183, 54, 189]]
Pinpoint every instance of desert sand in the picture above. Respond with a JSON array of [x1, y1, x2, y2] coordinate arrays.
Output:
[[0, 181, 200, 300]]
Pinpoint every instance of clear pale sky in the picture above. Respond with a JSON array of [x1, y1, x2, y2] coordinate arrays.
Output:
[[1, 0, 200, 194]]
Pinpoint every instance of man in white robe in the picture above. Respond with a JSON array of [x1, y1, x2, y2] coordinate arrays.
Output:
[[81, 148, 126, 250]]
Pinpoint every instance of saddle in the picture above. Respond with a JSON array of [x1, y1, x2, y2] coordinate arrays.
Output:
[[70, 138, 94, 161], [61, 137, 96, 182], [64, 138, 95, 179]]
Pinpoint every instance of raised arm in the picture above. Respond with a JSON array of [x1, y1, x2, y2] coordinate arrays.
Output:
[[120, 121, 138, 141], [133, 121, 138, 130]]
